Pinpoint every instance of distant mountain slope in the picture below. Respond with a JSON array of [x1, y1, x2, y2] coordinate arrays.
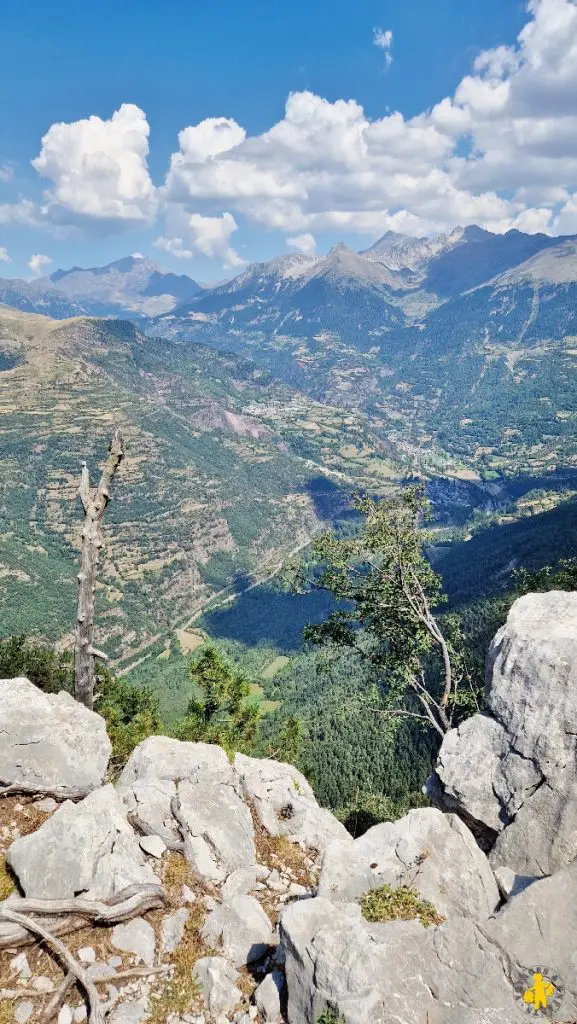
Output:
[[156, 226, 577, 481], [0, 256, 201, 320], [0, 304, 405, 659]]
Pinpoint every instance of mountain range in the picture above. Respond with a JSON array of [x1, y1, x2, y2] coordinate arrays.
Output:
[[156, 224, 577, 481], [0, 256, 201, 319], [1, 224, 576, 664]]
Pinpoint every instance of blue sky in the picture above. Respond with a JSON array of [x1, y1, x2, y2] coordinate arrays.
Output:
[[2, 0, 576, 280]]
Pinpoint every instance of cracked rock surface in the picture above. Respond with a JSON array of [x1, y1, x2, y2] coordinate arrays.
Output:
[[427, 591, 577, 874]]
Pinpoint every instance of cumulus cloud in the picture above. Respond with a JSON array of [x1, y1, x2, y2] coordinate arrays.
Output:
[[287, 232, 316, 254], [373, 28, 394, 67], [28, 253, 52, 275], [159, 0, 577, 239], [7, 0, 577, 246], [0, 246, 10, 262], [155, 211, 244, 266], [31, 104, 157, 230]]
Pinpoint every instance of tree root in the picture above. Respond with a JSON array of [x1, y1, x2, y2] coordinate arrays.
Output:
[[128, 811, 185, 854], [0, 907, 103, 1024], [0, 883, 166, 949], [0, 781, 94, 801]]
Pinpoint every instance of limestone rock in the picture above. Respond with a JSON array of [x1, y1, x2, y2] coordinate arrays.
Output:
[[318, 807, 499, 920], [117, 737, 254, 881], [161, 908, 189, 954], [221, 866, 261, 900], [428, 592, 577, 874], [14, 1003, 34, 1024], [0, 677, 110, 792], [139, 834, 166, 859], [177, 775, 255, 884], [111, 917, 156, 966], [201, 894, 277, 967], [234, 753, 351, 851], [107, 998, 149, 1024], [8, 784, 157, 899], [254, 971, 284, 1023], [281, 857, 577, 1023], [192, 956, 241, 1017]]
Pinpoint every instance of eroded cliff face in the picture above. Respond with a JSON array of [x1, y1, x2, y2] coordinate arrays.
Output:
[[1, 590, 577, 1024]]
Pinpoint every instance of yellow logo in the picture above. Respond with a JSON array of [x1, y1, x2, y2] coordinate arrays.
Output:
[[516, 966, 563, 1018]]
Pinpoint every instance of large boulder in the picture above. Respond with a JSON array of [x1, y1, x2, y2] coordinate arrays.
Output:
[[0, 677, 110, 793], [281, 857, 577, 1024], [234, 753, 351, 852], [7, 784, 157, 899], [318, 808, 499, 920], [427, 592, 577, 874], [117, 737, 256, 883]]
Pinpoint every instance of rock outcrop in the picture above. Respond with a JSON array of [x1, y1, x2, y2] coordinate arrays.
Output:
[[318, 807, 499, 920], [0, 676, 110, 793], [8, 784, 157, 898], [427, 591, 577, 875], [3, 591, 577, 1024]]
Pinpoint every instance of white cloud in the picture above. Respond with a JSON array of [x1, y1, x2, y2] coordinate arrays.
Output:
[[286, 232, 316, 254], [155, 211, 244, 266], [0, 165, 13, 183], [28, 253, 52, 275], [31, 104, 157, 230], [0, 246, 10, 262], [6, 0, 577, 246], [131, 252, 144, 258], [373, 28, 393, 67]]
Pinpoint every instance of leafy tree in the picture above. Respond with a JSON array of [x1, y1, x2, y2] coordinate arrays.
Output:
[[174, 644, 259, 753], [96, 670, 161, 771], [513, 557, 577, 594], [263, 714, 303, 765], [293, 487, 470, 738], [0, 635, 74, 694]]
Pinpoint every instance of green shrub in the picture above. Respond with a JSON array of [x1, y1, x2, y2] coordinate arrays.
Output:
[[360, 884, 444, 928]]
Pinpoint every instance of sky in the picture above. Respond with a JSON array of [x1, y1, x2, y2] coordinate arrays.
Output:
[[1, 0, 577, 281]]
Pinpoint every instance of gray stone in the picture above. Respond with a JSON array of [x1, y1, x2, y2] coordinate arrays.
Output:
[[221, 866, 260, 900], [0, 677, 111, 793], [493, 865, 540, 901], [117, 737, 254, 882], [254, 972, 284, 1022], [33, 797, 58, 813], [318, 807, 499, 920], [428, 592, 577, 875], [111, 917, 156, 966], [8, 784, 157, 899], [139, 834, 166, 859], [77, 946, 96, 964], [201, 895, 277, 967], [57, 1007, 73, 1024], [107, 998, 149, 1024], [31, 977, 55, 993], [14, 1002, 34, 1024], [281, 856, 577, 1024], [192, 956, 241, 1017], [107, 956, 123, 969], [234, 753, 351, 852], [177, 775, 256, 884], [10, 951, 31, 978], [161, 908, 189, 954], [73, 1008, 87, 1023]]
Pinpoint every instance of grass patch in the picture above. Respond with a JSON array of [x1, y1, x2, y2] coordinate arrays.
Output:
[[315, 1009, 345, 1024], [0, 857, 15, 899], [148, 905, 209, 1024], [360, 885, 445, 928]]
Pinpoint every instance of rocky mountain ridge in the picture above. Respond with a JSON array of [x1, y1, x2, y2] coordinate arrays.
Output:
[[1, 589, 576, 1023], [0, 257, 200, 321]]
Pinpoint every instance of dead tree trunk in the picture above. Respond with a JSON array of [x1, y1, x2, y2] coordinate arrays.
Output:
[[74, 431, 124, 709]]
